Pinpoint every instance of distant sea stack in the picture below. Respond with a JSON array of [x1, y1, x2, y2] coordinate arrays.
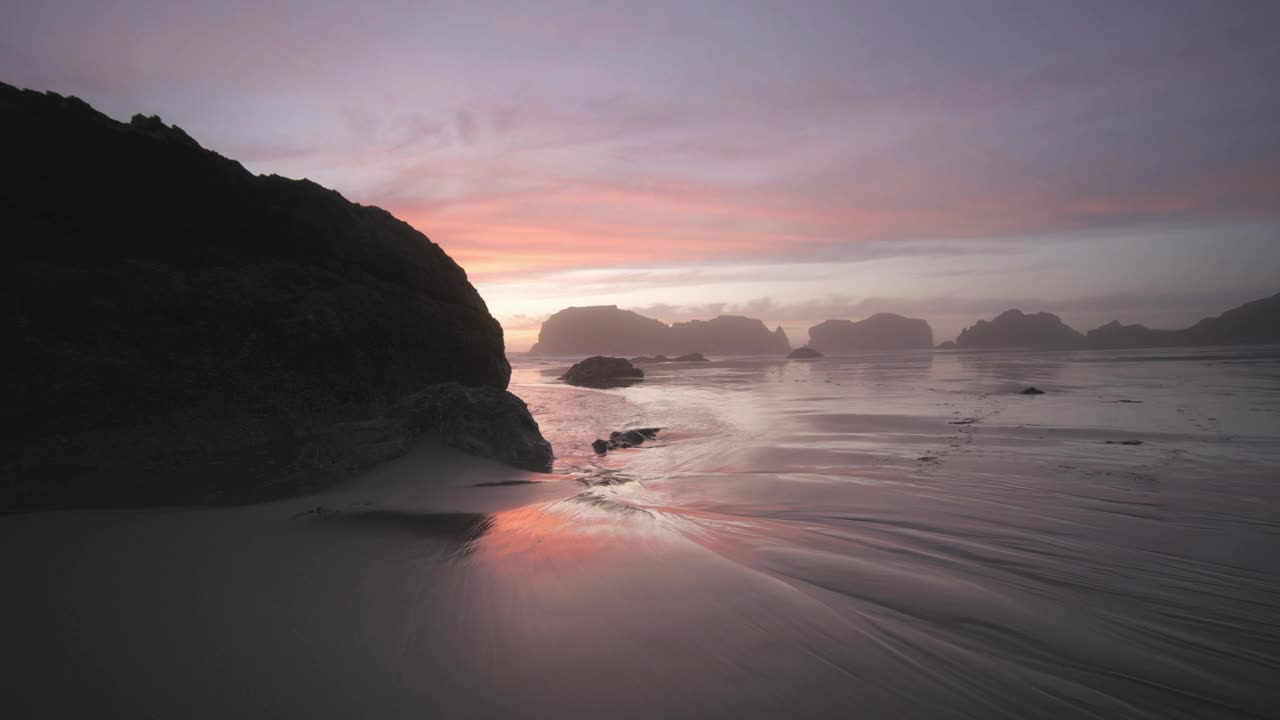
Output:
[[528, 306, 670, 356], [1084, 321, 1178, 349], [529, 306, 790, 356], [668, 315, 790, 355], [1, 82, 551, 511], [1086, 292, 1280, 349], [807, 313, 933, 352], [956, 310, 1084, 349]]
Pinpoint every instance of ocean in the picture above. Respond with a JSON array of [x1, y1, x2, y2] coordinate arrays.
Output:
[[4, 346, 1279, 718]]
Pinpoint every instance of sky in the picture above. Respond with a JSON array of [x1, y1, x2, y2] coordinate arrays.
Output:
[[4, 0, 1279, 349]]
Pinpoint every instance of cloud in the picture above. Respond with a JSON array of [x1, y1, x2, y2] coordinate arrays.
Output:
[[6, 0, 1279, 356], [497, 312, 548, 333], [454, 110, 479, 146]]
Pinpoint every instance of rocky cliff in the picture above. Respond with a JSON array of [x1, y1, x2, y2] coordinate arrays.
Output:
[[1083, 321, 1177, 349], [1086, 292, 1280, 348], [807, 313, 933, 352], [1, 82, 550, 511], [529, 306, 791, 356], [1178, 292, 1280, 345], [528, 306, 670, 356], [955, 310, 1085, 349], [667, 315, 791, 355]]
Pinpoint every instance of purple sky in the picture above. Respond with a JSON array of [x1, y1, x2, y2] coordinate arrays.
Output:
[[5, 0, 1279, 348]]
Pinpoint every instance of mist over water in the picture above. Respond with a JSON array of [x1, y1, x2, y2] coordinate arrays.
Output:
[[5, 347, 1280, 718]]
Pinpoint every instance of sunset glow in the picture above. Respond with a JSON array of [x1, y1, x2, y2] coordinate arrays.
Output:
[[7, 3, 1280, 717], [6, 0, 1277, 349]]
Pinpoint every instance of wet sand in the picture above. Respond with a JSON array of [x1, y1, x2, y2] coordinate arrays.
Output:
[[3, 347, 1279, 718]]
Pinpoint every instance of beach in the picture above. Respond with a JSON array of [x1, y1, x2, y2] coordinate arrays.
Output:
[[4, 346, 1279, 718]]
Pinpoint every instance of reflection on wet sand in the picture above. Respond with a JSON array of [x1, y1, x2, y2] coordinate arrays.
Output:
[[2, 347, 1278, 718], [293, 506, 495, 545]]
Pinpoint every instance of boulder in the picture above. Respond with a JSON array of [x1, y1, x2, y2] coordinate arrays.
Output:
[[592, 428, 661, 454], [788, 347, 824, 359], [1020, 386, 1046, 395], [298, 383, 552, 474], [0, 82, 546, 512], [396, 383, 553, 471], [631, 352, 709, 364], [561, 356, 645, 388]]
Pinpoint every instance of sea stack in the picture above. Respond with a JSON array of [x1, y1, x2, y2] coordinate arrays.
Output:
[[955, 310, 1084, 349], [529, 306, 791, 356], [530, 306, 671, 356], [807, 314, 933, 352], [1085, 292, 1280, 349]]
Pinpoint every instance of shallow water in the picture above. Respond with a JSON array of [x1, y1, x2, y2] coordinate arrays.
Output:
[[4, 347, 1280, 718]]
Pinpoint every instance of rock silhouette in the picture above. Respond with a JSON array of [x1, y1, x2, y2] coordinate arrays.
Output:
[[668, 316, 790, 355], [1085, 292, 1280, 348], [808, 313, 933, 352], [529, 306, 790, 356], [530, 306, 671, 356], [561, 356, 645, 388], [788, 347, 824, 359], [956, 310, 1084, 349], [591, 428, 661, 454], [1, 82, 549, 511], [299, 384, 552, 474], [946, 293, 1280, 352], [631, 352, 710, 364]]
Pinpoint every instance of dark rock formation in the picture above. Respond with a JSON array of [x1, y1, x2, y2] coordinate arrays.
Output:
[[300, 383, 552, 474], [935, 341, 958, 350], [952, 292, 1280, 353], [788, 347, 824, 359], [668, 316, 790, 355], [1086, 292, 1280, 349], [807, 314, 933, 352], [1, 82, 549, 512], [1084, 321, 1171, 349], [561, 356, 645, 388], [1020, 387, 1046, 395], [530, 306, 671, 356], [632, 352, 710, 364], [592, 428, 660, 454], [956, 310, 1084, 349], [1180, 292, 1280, 345], [529, 306, 790, 356], [395, 384, 552, 471]]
